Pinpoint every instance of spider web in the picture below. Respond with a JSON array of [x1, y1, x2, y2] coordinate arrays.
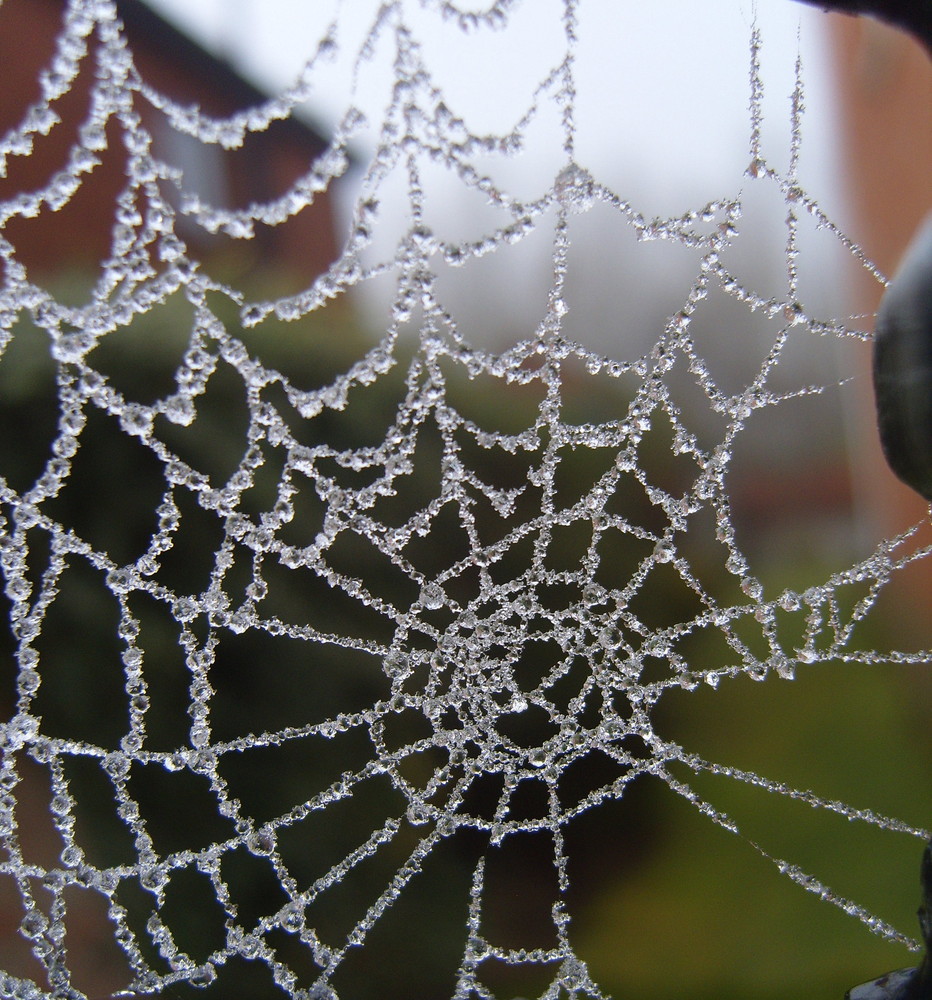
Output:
[[1, 1, 930, 998]]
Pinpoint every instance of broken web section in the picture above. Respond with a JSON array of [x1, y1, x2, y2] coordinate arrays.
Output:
[[0, 1, 930, 998]]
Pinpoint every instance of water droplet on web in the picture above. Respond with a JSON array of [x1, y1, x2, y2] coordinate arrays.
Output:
[[103, 751, 130, 779], [281, 903, 304, 933], [189, 966, 217, 988], [643, 634, 671, 657], [140, 866, 167, 893], [513, 592, 534, 616], [247, 830, 276, 855], [6, 576, 31, 601], [407, 802, 431, 826], [4, 714, 39, 749], [555, 163, 595, 213], [119, 404, 153, 438], [420, 582, 445, 610], [653, 539, 675, 563], [38, 916, 62, 947], [725, 552, 746, 576], [598, 626, 620, 650], [106, 568, 134, 593], [190, 749, 216, 773], [21, 910, 47, 940], [771, 654, 795, 680], [444, 244, 466, 266], [60, 845, 82, 867], [560, 957, 585, 988], [803, 586, 826, 607], [779, 591, 801, 612], [384, 651, 410, 678], [164, 395, 196, 425], [17, 668, 40, 695]]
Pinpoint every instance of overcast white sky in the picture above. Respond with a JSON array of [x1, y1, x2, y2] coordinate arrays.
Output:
[[142, 0, 852, 356], [146, 0, 842, 183]]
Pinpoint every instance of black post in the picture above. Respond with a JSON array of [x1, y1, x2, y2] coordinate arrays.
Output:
[[845, 840, 932, 999], [791, 0, 932, 54]]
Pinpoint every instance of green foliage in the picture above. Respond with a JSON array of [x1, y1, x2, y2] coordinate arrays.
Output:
[[1, 276, 929, 1000]]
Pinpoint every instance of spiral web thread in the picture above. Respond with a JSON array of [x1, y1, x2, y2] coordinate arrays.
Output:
[[1, 1, 931, 998]]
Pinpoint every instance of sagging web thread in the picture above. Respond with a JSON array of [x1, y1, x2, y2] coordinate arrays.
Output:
[[0, 1, 930, 998]]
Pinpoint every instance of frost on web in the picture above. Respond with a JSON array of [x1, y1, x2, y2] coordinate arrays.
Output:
[[1, 1, 931, 999]]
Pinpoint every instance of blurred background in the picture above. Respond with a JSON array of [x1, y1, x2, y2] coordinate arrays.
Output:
[[0, 1, 931, 998]]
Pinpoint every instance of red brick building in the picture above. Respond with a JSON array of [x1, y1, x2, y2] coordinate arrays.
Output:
[[0, 0, 341, 287], [0, 7, 345, 994], [822, 10, 932, 623]]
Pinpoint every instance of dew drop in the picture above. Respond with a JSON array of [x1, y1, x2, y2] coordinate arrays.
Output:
[[420, 582, 445, 610]]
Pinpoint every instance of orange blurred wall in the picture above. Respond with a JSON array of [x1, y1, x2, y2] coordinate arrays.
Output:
[[822, 10, 932, 618]]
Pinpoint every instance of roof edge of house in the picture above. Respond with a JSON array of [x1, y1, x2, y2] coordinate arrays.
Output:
[[116, 0, 332, 153]]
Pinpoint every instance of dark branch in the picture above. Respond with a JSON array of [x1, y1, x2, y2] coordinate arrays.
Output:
[[792, 0, 932, 54]]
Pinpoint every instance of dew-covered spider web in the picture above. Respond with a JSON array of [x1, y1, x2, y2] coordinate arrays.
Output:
[[1, 1, 931, 998]]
